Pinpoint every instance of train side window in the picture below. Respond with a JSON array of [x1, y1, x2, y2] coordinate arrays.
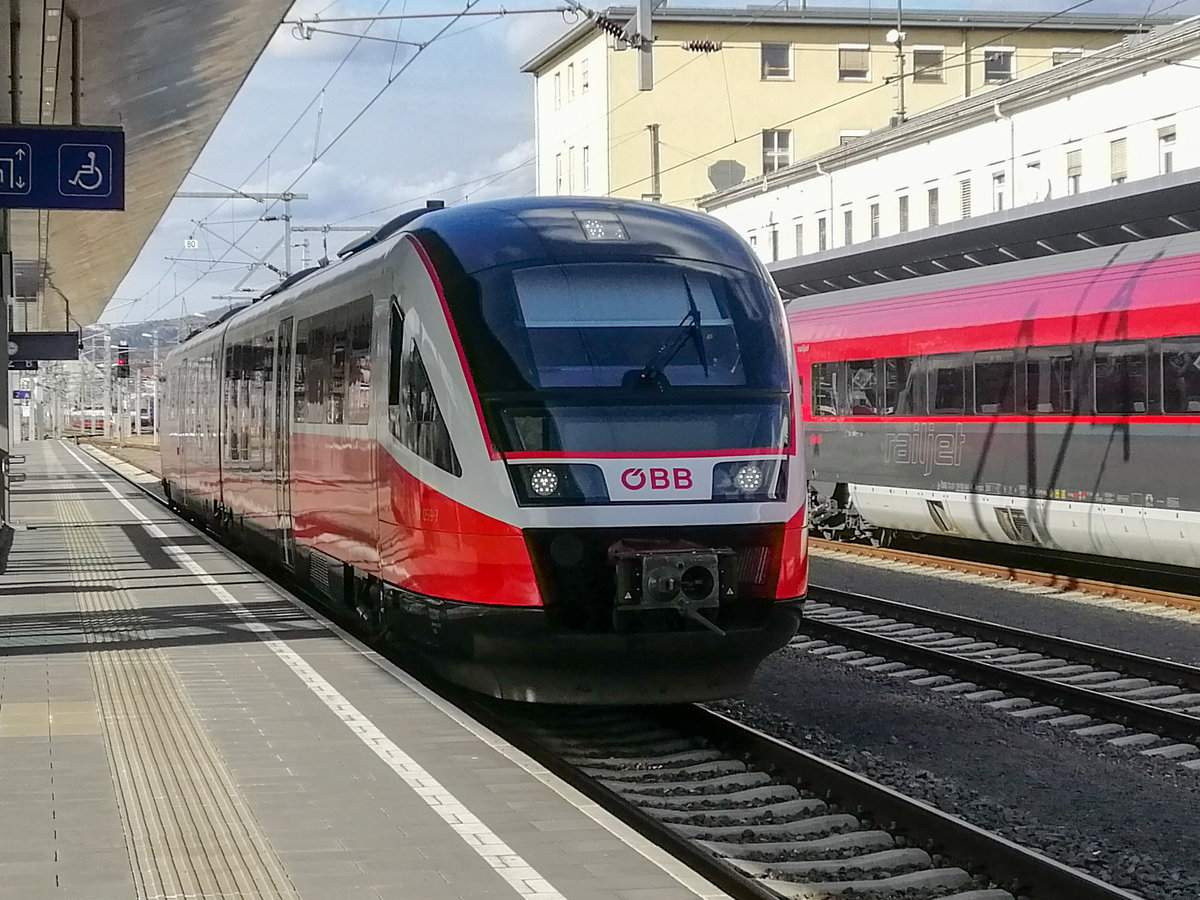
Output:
[[846, 359, 880, 415], [388, 298, 404, 408], [1026, 349, 1074, 413], [883, 357, 915, 415], [1094, 343, 1148, 414], [1162, 340, 1200, 413], [395, 339, 462, 477], [294, 318, 310, 423], [929, 356, 966, 415], [974, 351, 1016, 413], [811, 362, 842, 416], [346, 298, 373, 426]]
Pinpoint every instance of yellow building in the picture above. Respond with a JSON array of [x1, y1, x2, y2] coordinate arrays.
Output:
[[522, 6, 1174, 208]]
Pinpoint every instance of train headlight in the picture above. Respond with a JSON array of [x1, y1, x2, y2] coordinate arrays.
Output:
[[508, 464, 610, 507], [732, 464, 764, 493], [529, 467, 559, 496], [711, 460, 785, 502]]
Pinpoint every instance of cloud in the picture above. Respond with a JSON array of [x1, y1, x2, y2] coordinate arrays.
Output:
[[496, 9, 579, 65]]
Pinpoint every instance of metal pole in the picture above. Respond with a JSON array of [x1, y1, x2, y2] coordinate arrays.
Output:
[[284, 195, 293, 277], [647, 123, 661, 201], [152, 332, 159, 446], [103, 330, 111, 439], [70, 10, 82, 125]]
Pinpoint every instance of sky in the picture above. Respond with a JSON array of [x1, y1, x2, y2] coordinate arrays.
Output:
[[102, 0, 1200, 325]]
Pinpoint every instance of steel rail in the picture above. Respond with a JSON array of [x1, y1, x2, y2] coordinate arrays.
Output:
[[661, 704, 1142, 900], [803, 589, 1200, 745], [809, 584, 1200, 691]]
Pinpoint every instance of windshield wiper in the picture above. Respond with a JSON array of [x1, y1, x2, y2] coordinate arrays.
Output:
[[632, 278, 708, 388]]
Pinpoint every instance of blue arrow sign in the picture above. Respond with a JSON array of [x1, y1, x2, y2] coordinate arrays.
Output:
[[0, 126, 124, 211]]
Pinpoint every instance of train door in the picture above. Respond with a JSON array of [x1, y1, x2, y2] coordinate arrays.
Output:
[[274, 317, 295, 567]]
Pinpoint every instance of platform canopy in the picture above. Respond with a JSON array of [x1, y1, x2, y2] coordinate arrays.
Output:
[[1, 0, 292, 329]]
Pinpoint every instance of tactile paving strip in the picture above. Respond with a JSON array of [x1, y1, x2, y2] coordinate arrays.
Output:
[[57, 494, 299, 900]]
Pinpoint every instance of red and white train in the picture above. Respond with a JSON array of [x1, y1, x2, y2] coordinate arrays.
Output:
[[162, 198, 806, 703], [791, 232, 1200, 569]]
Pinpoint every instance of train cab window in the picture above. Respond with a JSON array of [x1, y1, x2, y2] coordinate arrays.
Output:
[[1026, 349, 1074, 413], [812, 362, 842, 416], [1162, 340, 1200, 413], [388, 298, 404, 407], [846, 359, 880, 415], [1094, 343, 1149, 414], [929, 356, 966, 415], [974, 352, 1017, 413], [883, 357, 915, 415]]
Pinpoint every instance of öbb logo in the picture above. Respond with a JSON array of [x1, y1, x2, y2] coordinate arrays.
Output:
[[620, 467, 693, 491]]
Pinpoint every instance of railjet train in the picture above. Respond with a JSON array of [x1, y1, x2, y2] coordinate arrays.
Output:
[[162, 198, 806, 703], [792, 231, 1200, 569]]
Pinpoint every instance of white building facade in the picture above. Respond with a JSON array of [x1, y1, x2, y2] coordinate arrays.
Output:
[[532, 35, 611, 197], [700, 19, 1200, 263]]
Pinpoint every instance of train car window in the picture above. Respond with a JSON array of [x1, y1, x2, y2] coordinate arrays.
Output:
[[1026, 350, 1074, 413], [1162, 340, 1200, 413], [1094, 343, 1149, 414], [929, 357, 967, 415], [260, 332, 275, 471], [329, 320, 348, 426], [811, 362, 842, 416], [346, 298, 373, 426], [974, 352, 1016, 413], [883, 357, 916, 415], [306, 321, 331, 424], [847, 359, 880, 415], [394, 341, 461, 477], [225, 344, 239, 462], [294, 318, 310, 423], [238, 342, 251, 461]]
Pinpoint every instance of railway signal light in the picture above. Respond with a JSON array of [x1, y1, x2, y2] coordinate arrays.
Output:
[[116, 345, 130, 378]]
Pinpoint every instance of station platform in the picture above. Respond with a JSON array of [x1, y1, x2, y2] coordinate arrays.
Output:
[[0, 440, 727, 900]]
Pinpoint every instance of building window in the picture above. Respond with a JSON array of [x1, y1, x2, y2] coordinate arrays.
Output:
[[843, 209, 854, 246], [762, 129, 791, 174], [818, 216, 828, 252], [749, 234, 757, 249], [581, 58, 589, 94], [1067, 148, 1082, 194], [1160, 125, 1176, 175], [927, 187, 939, 227], [582, 145, 590, 190], [761, 43, 792, 79], [794, 222, 803, 255], [1110, 137, 1127, 185], [992, 172, 1006, 211], [554, 72, 561, 109], [912, 47, 944, 83], [869, 202, 880, 239], [898, 194, 910, 232], [568, 146, 576, 193], [960, 178, 972, 218], [983, 49, 1014, 84], [838, 44, 870, 81], [568, 63, 575, 99], [1052, 48, 1082, 66], [839, 130, 869, 145], [555, 153, 563, 194]]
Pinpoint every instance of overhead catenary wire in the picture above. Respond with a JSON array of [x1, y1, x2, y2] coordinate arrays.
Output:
[[122, 1, 482, 326]]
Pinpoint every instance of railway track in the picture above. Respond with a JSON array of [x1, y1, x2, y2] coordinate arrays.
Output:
[[799, 585, 1200, 760], [471, 701, 1144, 900], [85, 443, 1149, 900]]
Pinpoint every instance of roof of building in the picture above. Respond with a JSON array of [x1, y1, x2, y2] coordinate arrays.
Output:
[[522, 4, 1179, 73], [699, 14, 1200, 210]]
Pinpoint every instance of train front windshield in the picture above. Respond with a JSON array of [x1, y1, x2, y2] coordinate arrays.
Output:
[[449, 260, 790, 453]]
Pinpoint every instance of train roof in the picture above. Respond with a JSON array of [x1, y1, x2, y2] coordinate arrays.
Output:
[[408, 197, 760, 277]]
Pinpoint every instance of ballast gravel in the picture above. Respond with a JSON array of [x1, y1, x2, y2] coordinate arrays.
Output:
[[710, 560, 1200, 899]]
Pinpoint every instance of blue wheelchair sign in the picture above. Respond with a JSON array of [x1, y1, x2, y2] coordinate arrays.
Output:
[[60, 144, 112, 198]]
